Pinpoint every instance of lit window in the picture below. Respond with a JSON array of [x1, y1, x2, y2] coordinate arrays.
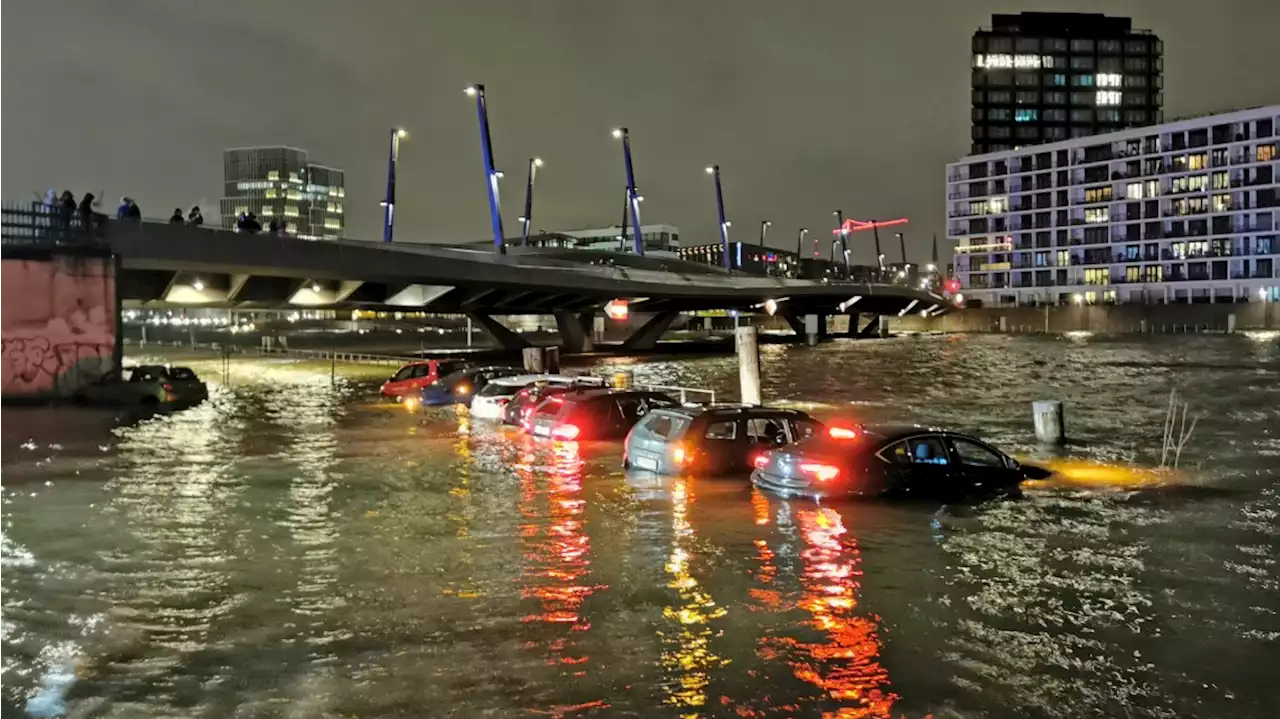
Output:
[[266, 171, 280, 181], [1096, 91, 1122, 105], [1144, 180, 1160, 197], [1126, 182, 1143, 199], [1096, 73, 1122, 87], [1188, 175, 1207, 192], [264, 188, 277, 199], [1084, 207, 1110, 224], [1015, 108, 1038, 122], [1126, 266, 1140, 282], [284, 206, 300, 217], [1211, 172, 1230, 189], [1057, 250, 1070, 266], [1259, 144, 1278, 162], [1084, 186, 1113, 203], [1084, 268, 1109, 285], [974, 53, 1042, 69], [987, 197, 1008, 214], [1072, 74, 1095, 87], [1188, 154, 1207, 171], [1212, 194, 1233, 212]]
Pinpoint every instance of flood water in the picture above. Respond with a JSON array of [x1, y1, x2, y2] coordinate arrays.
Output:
[[3, 334, 1278, 718]]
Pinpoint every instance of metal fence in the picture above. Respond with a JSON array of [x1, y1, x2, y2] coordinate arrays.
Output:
[[1, 201, 109, 249]]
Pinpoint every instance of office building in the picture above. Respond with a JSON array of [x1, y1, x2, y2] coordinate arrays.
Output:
[[677, 242, 798, 276], [220, 146, 345, 240], [560, 223, 681, 256], [948, 106, 1279, 307], [971, 12, 1162, 154]]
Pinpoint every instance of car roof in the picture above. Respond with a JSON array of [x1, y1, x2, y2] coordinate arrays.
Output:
[[653, 404, 815, 419], [858, 423, 964, 444], [560, 387, 671, 402], [490, 373, 602, 387]]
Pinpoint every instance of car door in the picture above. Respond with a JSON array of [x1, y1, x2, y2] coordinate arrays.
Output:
[[945, 436, 1021, 494], [698, 414, 744, 475], [743, 413, 790, 473], [877, 434, 957, 499]]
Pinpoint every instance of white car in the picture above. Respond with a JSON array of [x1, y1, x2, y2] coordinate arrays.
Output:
[[469, 374, 602, 420]]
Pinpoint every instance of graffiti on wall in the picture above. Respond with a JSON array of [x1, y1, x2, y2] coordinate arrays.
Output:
[[1, 256, 116, 397]]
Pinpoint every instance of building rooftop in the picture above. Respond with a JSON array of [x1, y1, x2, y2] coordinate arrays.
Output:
[[983, 12, 1147, 36]]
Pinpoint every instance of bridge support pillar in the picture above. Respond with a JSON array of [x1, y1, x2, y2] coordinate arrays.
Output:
[[554, 310, 594, 353], [465, 313, 531, 350], [804, 314, 821, 346], [620, 312, 678, 351]]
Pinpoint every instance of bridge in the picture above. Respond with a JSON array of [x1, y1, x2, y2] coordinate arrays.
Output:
[[3, 206, 950, 352]]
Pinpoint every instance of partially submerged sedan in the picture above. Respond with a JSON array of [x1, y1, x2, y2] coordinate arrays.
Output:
[[751, 424, 1049, 501]]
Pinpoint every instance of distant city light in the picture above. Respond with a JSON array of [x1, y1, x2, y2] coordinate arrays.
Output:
[[396, 128, 408, 138], [611, 128, 623, 139], [191, 279, 204, 291], [533, 157, 544, 167]]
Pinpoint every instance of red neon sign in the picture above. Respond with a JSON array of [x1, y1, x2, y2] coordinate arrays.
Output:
[[830, 217, 910, 235]]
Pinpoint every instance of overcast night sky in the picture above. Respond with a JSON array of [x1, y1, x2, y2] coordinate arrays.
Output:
[[4, 0, 1278, 263]]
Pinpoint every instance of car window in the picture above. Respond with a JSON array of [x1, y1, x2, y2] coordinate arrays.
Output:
[[881, 436, 949, 466], [746, 416, 789, 445], [391, 365, 415, 381], [639, 414, 674, 439], [790, 418, 819, 441], [704, 420, 737, 441], [436, 361, 463, 376], [411, 364, 431, 379], [168, 367, 198, 380], [950, 438, 1007, 468], [477, 383, 518, 397]]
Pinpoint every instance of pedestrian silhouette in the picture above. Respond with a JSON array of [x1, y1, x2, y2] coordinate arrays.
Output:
[[188, 206, 203, 226], [169, 208, 184, 224]]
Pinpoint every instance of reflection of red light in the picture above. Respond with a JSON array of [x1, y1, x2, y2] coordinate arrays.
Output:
[[604, 299, 629, 321], [551, 423, 580, 440], [830, 217, 910, 235], [828, 426, 858, 440], [799, 462, 840, 482], [944, 278, 961, 294], [752, 452, 771, 469]]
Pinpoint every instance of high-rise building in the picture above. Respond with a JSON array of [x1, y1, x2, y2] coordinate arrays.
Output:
[[220, 146, 345, 240], [947, 106, 1279, 307], [970, 12, 1163, 154]]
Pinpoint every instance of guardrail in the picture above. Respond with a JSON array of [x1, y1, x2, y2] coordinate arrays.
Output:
[[126, 338, 421, 366]]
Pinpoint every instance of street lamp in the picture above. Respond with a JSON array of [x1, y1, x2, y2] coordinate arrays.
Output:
[[896, 231, 908, 267], [796, 228, 808, 262], [706, 165, 730, 270], [381, 127, 408, 243], [520, 157, 543, 246], [833, 210, 850, 278], [612, 127, 644, 255], [465, 84, 506, 254], [759, 220, 771, 246]]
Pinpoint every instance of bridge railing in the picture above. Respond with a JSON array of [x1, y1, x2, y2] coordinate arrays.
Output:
[[634, 383, 716, 405], [1, 202, 108, 249]]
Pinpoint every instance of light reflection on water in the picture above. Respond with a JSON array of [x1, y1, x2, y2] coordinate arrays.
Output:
[[2, 335, 1279, 717]]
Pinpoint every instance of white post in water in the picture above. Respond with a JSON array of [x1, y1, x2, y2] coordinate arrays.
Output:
[[1227, 313, 1237, 334], [804, 314, 820, 346], [522, 347, 545, 373], [736, 325, 762, 406], [466, 317, 474, 348], [1032, 400, 1065, 445]]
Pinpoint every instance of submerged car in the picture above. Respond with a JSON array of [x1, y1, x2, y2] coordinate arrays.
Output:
[[751, 423, 1050, 501], [380, 359, 467, 400], [624, 405, 822, 476], [418, 366, 524, 407], [502, 377, 609, 426], [471, 374, 606, 420], [526, 388, 679, 441], [74, 365, 208, 407]]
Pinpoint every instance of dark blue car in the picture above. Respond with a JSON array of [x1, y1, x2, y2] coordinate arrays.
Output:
[[419, 366, 523, 406]]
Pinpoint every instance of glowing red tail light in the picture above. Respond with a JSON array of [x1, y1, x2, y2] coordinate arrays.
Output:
[[550, 423, 580, 440], [752, 452, 771, 469], [799, 462, 840, 482], [828, 426, 858, 439], [163, 383, 174, 391]]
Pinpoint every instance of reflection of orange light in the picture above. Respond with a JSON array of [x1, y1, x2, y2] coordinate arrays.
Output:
[[751, 488, 771, 526], [672, 443, 689, 467]]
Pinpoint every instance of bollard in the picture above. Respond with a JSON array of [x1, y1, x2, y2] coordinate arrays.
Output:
[[1032, 400, 1065, 445], [804, 314, 820, 346], [1139, 319, 1147, 334], [703, 316, 713, 333], [522, 347, 544, 373], [736, 325, 762, 406], [999, 316, 1008, 333], [611, 370, 633, 389], [878, 315, 890, 338], [593, 316, 607, 343], [1227, 313, 1237, 334]]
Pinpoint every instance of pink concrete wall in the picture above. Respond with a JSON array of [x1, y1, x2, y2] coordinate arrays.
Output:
[[2, 256, 116, 397]]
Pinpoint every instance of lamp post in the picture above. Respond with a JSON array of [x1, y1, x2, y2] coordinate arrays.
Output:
[[896, 231, 908, 268], [759, 220, 771, 246], [519, 157, 543, 246], [612, 128, 645, 255], [705, 165, 730, 270], [833, 210, 849, 278], [796, 228, 808, 261], [381, 128, 407, 243], [465, 84, 505, 253]]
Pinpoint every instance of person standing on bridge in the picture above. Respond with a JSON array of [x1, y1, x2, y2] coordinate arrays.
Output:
[[187, 206, 203, 227], [77, 193, 99, 232], [169, 208, 184, 224]]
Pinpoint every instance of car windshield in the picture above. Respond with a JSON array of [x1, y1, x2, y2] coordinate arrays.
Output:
[[168, 367, 198, 381], [390, 365, 417, 382]]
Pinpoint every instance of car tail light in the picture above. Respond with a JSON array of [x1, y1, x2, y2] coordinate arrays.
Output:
[[495, 397, 509, 405], [799, 462, 840, 482], [550, 423, 580, 440], [828, 426, 858, 439], [672, 443, 690, 467], [752, 452, 771, 469], [163, 383, 173, 391], [455, 383, 470, 395]]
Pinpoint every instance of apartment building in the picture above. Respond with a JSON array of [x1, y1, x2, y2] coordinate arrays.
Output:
[[948, 106, 1279, 306]]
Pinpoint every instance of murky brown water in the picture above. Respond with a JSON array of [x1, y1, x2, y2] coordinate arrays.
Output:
[[3, 334, 1278, 717]]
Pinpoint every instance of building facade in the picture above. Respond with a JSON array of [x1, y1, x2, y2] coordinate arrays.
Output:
[[677, 242, 798, 276], [949, 106, 1279, 306], [220, 147, 346, 240], [971, 12, 1162, 155], [558, 224, 681, 256]]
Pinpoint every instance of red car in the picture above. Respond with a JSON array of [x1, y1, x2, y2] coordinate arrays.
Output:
[[380, 359, 466, 400]]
